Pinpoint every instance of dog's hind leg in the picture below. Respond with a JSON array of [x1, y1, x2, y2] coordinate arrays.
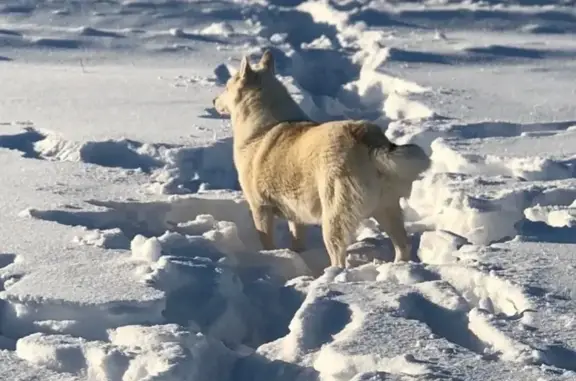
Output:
[[373, 201, 411, 262], [321, 217, 353, 268], [288, 220, 306, 253], [320, 184, 360, 268], [250, 205, 275, 251]]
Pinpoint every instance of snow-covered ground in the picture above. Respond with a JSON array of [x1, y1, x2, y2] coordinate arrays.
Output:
[[1, 0, 576, 380]]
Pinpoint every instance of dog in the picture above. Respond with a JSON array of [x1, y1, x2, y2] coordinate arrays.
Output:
[[213, 50, 430, 268]]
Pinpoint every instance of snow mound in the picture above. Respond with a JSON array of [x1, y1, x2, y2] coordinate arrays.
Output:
[[1, 258, 165, 341], [199, 22, 235, 37], [0, 349, 79, 381], [525, 202, 576, 228], [408, 166, 576, 245], [15, 325, 236, 381], [430, 138, 574, 182], [73, 228, 129, 249]]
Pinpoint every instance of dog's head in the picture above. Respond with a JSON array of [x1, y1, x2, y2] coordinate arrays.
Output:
[[212, 50, 276, 117]]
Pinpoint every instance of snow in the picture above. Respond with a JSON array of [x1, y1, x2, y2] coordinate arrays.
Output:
[[1, 0, 576, 380]]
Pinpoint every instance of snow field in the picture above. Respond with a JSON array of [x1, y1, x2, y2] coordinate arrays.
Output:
[[2, 0, 576, 380]]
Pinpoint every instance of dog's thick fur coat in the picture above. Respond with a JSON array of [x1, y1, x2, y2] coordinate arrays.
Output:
[[213, 51, 430, 267]]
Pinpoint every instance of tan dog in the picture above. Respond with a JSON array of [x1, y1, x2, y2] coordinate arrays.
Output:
[[213, 51, 430, 268]]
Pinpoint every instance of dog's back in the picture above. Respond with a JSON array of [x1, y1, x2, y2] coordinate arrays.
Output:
[[238, 120, 429, 225]]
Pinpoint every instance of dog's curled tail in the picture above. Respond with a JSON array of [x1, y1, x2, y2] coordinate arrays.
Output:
[[349, 121, 430, 182], [374, 143, 431, 182]]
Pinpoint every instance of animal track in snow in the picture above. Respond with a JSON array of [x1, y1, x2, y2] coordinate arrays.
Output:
[[448, 120, 576, 139], [0, 126, 239, 194], [275, 258, 576, 375], [0, 253, 18, 310], [0, 253, 16, 271], [11, 196, 315, 361]]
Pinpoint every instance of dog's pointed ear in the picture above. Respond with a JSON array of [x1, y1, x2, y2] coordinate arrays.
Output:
[[259, 50, 275, 74], [239, 56, 255, 81]]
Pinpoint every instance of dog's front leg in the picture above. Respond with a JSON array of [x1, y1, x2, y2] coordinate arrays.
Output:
[[251, 205, 275, 251]]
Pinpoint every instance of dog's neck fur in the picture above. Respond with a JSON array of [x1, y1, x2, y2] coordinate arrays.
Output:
[[231, 78, 310, 147]]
